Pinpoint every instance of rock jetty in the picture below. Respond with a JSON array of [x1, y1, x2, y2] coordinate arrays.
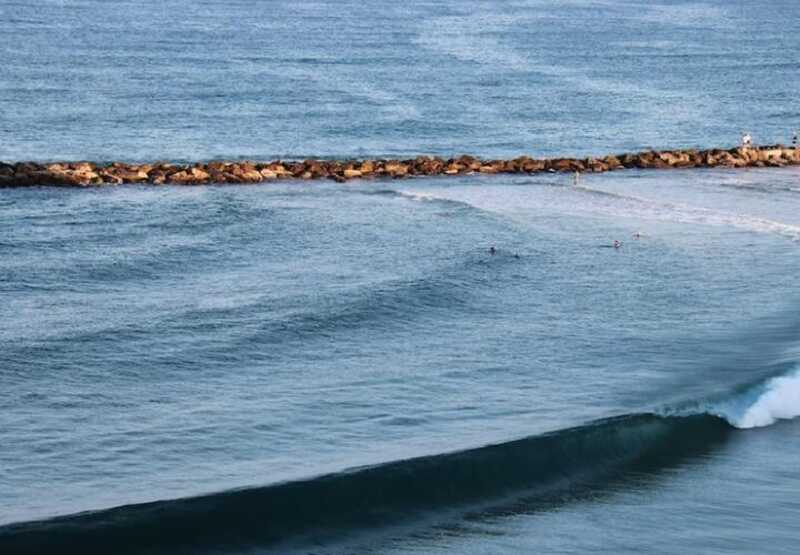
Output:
[[1, 146, 798, 187]]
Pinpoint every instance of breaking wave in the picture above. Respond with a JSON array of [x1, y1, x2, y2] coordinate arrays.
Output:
[[715, 368, 800, 429], [5, 360, 800, 555], [0, 413, 731, 555]]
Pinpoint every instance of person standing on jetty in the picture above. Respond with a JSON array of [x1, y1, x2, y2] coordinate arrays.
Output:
[[741, 132, 753, 148], [793, 132, 798, 149]]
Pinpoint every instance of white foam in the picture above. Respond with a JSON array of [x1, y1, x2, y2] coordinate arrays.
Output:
[[396, 191, 435, 202], [405, 184, 800, 242], [730, 371, 800, 429], [575, 185, 800, 241]]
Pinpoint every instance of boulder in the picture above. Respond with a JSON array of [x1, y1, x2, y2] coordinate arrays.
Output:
[[603, 155, 622, 170], [113, 168, 149, 182], [586, 159, 609, 172], [239, 170, 264, 183], [190, 167, 210, 182], [384, 162, 408, 177], [271, 164, 293, 177], [457, 155, 481, 171], [522, 159, 545, 172], [166, 170, 195, 184], [620, 153, 639, 168], [208, 161, 228, 172], [445, 162, 464, 174], [547, 158, 583, 172], [782, 149, 800, 163], [150, 171, 167, 185]]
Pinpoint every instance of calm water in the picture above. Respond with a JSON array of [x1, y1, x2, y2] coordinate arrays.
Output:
[[2, 1, 800, 553]]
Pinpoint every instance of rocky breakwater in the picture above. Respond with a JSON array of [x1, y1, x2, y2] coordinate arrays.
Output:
[[1, 146, 799, 188]]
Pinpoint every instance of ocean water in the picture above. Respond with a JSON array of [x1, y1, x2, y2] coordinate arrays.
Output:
[[2, 1, 800, 554]]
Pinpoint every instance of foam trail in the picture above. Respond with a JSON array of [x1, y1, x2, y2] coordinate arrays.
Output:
[[575, 185, 800, 240]]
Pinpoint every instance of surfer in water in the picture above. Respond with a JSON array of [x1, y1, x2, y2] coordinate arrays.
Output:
[[489, 246, 497, 255], [613, 240, 622, 249], [573, 171, 580, 186], [633, 232, 641, 239]]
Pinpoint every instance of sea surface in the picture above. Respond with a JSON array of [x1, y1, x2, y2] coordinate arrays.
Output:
[[2, 1, 800, 553]]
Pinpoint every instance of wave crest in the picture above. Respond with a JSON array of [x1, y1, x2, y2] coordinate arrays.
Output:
[[722, 370, 800, 429], [0, 413, 730, 554]]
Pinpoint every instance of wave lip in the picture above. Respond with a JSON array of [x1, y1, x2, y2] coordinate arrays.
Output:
[[0, 412, 731, 555], [723, 370, 800, 429]]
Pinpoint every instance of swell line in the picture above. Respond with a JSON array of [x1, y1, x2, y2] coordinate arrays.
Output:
[[0, 412, 732, 554], [6, 354, 800, 554]]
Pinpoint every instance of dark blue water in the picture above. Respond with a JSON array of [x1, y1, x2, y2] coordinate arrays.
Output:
[[1, 0, 798, 161], [3, 1, 800, 553]]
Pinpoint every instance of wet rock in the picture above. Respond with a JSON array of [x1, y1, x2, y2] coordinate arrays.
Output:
[[603, 155, 622, 170], [384, 162, 408, 177], [444, 161, 463, 174], [150, 171, 167, 185], [114, 168, 150, 182], [166, 170, 195, 184], [305, 160, 328, 178], [271, 164, 293, 178], [286, 163, 306, 177], [522, 159, 545, 172], [98, 169, 124, 184], [240, 170, 264, 183], [620, 153, 639, 168], [586, 158, 609, 172], [457, 155, 481, 171], [4, 146, 800, 188], [759, 148, 785, 163]]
